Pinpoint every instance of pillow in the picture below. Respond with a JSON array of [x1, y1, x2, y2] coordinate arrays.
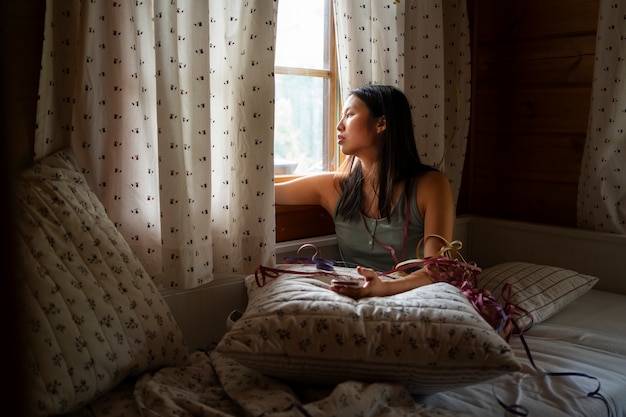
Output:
[[16, 150, 188, 416], [215, 264, 521, 394], [477, 262, 599, 330]]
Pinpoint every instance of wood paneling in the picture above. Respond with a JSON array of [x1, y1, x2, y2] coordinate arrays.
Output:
[[472, 133, 586, 183], [467, 0, 599, 227], [476, 0, 599, 41], [275, 205, 335, 242], [470, 178, 579, 227], [477, 35, 597, 87], [476, 88, 592, 132]]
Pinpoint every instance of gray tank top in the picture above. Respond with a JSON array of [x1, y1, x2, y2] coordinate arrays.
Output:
[[333, 180, 425, 272]]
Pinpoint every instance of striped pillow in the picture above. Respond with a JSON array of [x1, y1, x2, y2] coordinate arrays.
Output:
[[477, 262, 599, 331]]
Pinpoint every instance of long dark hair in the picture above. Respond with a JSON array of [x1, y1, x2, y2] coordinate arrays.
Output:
[[335, 84, 436, 220]]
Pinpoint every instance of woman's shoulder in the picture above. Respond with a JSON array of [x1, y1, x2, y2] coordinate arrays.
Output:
[[412, 169, 449, 189], [420, 169, 448, 181], [413, 170, 451, 203], [308, 172, 342, 211], [310, 171, 341, 189]]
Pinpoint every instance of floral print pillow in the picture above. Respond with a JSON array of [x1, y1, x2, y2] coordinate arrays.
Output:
[[215, 264, 521, 394], [16, 150, 188, 416]]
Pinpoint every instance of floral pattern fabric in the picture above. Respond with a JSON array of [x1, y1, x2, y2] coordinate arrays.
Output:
[[215, 264, 521, 394], [16, 150, 188, 416]]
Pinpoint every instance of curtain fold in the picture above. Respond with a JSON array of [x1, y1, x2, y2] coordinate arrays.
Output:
[[577, 0, 626, 235], [153, 1, 213, 287], [333, 0, 471, 206], [35, 0, 276, 289], [207, 1, 277, 277]]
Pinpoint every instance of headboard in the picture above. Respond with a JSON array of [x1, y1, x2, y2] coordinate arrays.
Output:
[[466, 216, 626, 295]]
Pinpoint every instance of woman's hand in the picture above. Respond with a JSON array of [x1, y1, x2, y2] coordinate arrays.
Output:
[[329, 266, 436, 299], [329, 266, 386, 299]]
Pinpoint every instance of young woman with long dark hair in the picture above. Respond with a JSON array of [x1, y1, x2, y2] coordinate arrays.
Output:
[[275, 85, 454, 298]]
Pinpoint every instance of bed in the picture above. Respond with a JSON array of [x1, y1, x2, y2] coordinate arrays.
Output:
[[17, 150, 626, 417]]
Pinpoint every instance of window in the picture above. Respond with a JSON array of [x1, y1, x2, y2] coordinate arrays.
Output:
[[274, 0, 338, 241], [274, 0, 339, 176]]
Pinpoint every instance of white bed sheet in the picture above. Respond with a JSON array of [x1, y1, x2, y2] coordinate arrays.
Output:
[[420, 289, 626, 416]]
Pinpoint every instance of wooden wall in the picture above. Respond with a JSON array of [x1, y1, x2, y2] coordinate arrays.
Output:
[[464, 0, 600, 227]]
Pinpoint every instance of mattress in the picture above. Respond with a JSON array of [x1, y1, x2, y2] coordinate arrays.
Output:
[[420, 289, 626, 416]]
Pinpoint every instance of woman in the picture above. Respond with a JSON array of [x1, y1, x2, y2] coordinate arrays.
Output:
[[275, 85, 454, 299]]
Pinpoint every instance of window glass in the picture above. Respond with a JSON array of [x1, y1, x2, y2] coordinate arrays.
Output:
[[274, 0, 335, 176], [274, 75, 324, 174], [275, 0, 326, 69]]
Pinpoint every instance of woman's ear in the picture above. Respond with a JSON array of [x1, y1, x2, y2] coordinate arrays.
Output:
[[376, 115, 387, 134]]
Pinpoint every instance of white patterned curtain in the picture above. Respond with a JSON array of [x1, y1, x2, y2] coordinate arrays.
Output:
[[577, 0, 626, 235], [333, 0, 471, 205], [35, 0, 276, 289]]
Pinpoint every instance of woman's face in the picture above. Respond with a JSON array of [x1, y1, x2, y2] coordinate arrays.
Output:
[[336, 94, 384, 158]]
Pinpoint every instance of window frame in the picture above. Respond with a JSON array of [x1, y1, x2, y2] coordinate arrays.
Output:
[[274, 0, 339, 242]]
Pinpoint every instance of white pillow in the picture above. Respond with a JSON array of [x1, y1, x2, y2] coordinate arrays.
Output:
[[215, 264, 521, 394], [17, 150, 188, 416], [477, 262, 599, 331]]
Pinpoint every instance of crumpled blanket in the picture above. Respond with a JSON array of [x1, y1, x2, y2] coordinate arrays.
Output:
[[68, 350, 470, 417]]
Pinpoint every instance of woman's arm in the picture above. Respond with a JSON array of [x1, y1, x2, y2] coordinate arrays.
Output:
[[418, 170, 455, 258], [275, 172, 339, 215]]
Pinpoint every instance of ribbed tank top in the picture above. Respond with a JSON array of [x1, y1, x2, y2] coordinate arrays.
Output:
[[333, 180, 425, 272]]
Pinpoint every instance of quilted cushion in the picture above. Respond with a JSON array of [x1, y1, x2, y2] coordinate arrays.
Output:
[[16, 150, 188, 416], [215, 264, 521, 394]]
